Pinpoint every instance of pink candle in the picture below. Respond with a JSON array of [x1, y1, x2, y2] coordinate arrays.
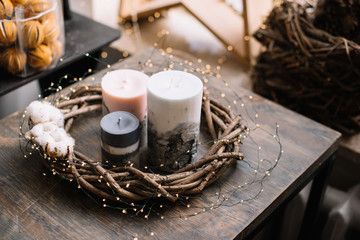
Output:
[[101, 69, 148, 121], [101, 69, 149, 152]]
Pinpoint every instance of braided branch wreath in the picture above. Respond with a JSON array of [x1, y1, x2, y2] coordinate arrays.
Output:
[[22, 84, 247, 204]]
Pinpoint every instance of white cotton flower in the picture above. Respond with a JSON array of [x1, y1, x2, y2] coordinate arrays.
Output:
[[26, 100, 64, 127], [25, 122, 75, 158]]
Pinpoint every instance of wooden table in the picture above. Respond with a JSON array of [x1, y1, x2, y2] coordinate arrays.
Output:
[[0, 49, 341, 240]]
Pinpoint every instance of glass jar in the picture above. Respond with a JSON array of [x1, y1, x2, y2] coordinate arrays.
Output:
[[0, 0, 65, 77]]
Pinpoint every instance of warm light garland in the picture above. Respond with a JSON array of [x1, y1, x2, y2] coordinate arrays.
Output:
[[21, 82, 247, 202], [19, 33, 282, 239]]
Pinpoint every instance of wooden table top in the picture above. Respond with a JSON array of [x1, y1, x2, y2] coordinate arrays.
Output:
[[0, 49, 341, 240]]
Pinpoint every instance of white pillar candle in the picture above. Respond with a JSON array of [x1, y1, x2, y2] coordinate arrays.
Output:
[[147, 70, 203, 172]]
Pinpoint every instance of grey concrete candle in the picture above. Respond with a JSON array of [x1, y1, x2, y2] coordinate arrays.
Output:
[[100, 111, 140, 166]]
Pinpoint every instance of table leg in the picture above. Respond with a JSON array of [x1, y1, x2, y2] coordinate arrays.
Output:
[[299, 153, 336, 240]]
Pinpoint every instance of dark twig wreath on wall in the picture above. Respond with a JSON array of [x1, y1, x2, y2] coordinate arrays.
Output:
[[252, 1, 360, 134], [23, 84, 247, 204]]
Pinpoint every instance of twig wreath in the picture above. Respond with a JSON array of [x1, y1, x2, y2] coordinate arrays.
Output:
[[22, 83, 247, 204], [252, 1, 360, 134]]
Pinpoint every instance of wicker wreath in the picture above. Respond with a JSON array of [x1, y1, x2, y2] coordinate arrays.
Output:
[[25, 84, 247, 203], [252, 1, 360, 134]]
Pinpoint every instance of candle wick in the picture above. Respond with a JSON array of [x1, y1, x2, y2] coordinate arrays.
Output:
[[169, 79, 174, 89], [117, 117, 121, 125], [175, 79, 181, 88], [169, 79, 181, 89]]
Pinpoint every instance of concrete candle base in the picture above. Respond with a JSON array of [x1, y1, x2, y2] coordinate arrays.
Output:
[[147, 121, 199, 172]]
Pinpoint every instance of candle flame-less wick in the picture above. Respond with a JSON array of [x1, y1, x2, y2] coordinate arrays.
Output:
[[168, 78, 181, 89], [175, 79, 181, 88], [117, 117, 121, 125], [168, 78, 174, 89]]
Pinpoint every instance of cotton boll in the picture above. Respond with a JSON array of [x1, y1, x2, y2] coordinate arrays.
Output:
[[48, 127, 75, 156], [27, 121, 53, 138], [50, 127, 64, 142], [25, 121, 57, 140], [25, 122, 75, 158], [26, 100, 64, 127], [43, 135, 74, 158], [35, 134, 55, 152]]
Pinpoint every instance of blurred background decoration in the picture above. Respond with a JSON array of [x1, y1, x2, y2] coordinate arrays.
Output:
[[251, 2, 360, 238], [252, 0, 360, 135], [118, 0, 273, 66]]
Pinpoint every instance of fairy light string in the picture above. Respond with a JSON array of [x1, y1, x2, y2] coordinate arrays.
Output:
[[18, 31, 282, 238]]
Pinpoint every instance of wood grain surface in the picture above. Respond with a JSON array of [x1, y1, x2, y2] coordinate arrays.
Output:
[[0, 49, 341, 240]]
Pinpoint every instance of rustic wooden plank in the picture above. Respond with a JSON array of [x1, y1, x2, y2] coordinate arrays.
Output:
[[0, 49, 341, 240]]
